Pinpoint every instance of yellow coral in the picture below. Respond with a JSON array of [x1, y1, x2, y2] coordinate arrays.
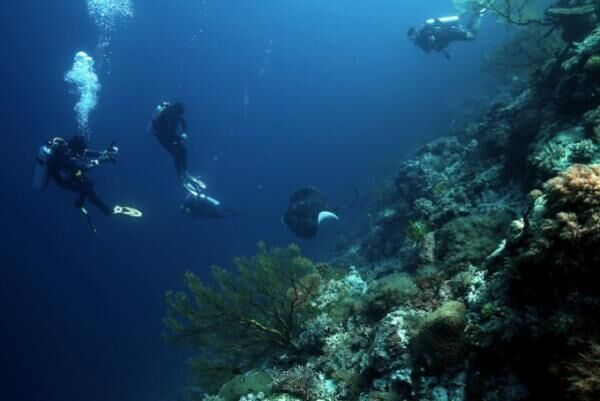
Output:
[[584, 55, 600, 73]]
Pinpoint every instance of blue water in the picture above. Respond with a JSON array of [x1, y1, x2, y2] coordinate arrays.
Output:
[[0, 1, 504, 400]]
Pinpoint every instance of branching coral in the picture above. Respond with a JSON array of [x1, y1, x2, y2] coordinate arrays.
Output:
[[544, 164, 600, 211], [532, 131, 599, 176], [454, 0, 547, 27], [500, 164, 600, 291], [164, 243, 318, 391], [271, 364, 332, 401], [540, 164, 600, 247], [567, 342, 600, 401], [532, 141, 570, 174]]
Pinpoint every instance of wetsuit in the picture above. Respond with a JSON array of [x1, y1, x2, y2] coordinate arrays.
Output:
[[181, 194, 237, 219], [410, 12, 483, 58], [47, 145, 112, 215], [152, 103, 188, 181], [412, 22, 474, 56]]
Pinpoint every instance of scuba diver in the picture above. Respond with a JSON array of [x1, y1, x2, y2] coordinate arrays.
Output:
[[150, 101, 206, 194], [33, 135, 142, 232], [282, 186, 358, 239], [181, 192, 237, 219], [407, 2, 491, 59]]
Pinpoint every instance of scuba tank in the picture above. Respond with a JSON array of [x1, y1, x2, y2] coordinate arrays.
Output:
[[153, 102, 168, 120], [32, 138, 64, 190], [32, 143, 53, 189], [425, 16, 460, 26], [148, 102, 168, 135]]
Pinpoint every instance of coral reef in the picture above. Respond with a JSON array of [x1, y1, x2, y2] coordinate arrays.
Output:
[[166, 3, 600, 400]]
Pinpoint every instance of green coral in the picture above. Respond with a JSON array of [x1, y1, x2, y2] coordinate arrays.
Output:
[[571, 139, 598, 163], [412, 301, 469, 373], [532, 130, 599, 175], [584, 55, 600, 73], [218, 370, 273, 401], [533, 141, 571, 173], [164, 242, 318, 392], [405, 219, 433, 243], [435, 212, 513, 272], [363, 273, 418, 321]]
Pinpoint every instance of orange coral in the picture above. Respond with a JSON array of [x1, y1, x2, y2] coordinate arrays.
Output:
[[544, 164, 600, 212], [542, 164, 600, 244]]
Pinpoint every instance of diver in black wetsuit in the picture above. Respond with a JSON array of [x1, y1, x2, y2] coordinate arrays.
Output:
[[150, 101, 205, 193], [181, 193, 237, 219], [34, 136, 141, 232], [407, 6, 488, 59]]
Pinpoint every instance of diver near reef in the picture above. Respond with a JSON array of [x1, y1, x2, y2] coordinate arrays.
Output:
[[407, 3, 491, 59], [181, 192, 237, 219], [150, 101, 206, 194], [282, 186, 359, 239], [33, 136, 142, 232]]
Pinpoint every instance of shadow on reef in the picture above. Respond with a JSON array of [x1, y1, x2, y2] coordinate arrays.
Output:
[[164, 1, 600, 400]]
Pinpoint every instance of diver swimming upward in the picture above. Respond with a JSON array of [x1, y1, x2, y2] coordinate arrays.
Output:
[[150, 101, 206, 194], [34, 135, 142, 232]]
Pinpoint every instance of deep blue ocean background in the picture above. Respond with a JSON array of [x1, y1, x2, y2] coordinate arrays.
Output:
[[0, 1, 505, 400]]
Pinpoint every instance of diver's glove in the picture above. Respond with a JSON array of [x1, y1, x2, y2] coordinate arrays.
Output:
[[107, 142, 119, 154]]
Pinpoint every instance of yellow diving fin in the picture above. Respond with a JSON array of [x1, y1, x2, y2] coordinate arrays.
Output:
[[113, 205, 143, 218]]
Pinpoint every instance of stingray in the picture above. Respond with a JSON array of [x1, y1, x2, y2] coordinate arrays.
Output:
[[283, 186, 355, 239]]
